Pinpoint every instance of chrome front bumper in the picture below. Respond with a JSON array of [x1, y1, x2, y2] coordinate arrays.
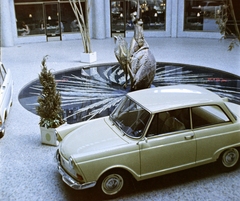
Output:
[[56, 150, 96, 190]]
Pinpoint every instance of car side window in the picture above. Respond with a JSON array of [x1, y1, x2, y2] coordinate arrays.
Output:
[[147, 108, 190, 137], [0, 64, 5, 86], [192, 105, 230, 129]]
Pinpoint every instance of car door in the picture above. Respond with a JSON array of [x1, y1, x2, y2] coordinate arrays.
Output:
[[138, 108, 196, 178], [192, 105, 235, 163]]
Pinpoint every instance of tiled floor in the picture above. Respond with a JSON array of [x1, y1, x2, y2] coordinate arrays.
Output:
[[0, 37, 240, 201]]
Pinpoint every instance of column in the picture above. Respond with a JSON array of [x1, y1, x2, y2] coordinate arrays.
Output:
[[91, 0, 106, 39], [1, 0, 14, 47], [171, 0, 179, 38]]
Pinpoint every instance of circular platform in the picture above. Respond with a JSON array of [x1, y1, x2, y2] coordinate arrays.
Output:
[[19, 62, 240, 124]]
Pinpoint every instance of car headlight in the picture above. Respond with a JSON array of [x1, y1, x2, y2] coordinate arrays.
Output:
[[68, 156, 84, 182]]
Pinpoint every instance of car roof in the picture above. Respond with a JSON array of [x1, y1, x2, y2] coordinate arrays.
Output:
[[127, 84, 223, 113]]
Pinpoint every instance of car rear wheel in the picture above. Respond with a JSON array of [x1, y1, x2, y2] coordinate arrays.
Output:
[[97, 170, 129, 199], [219, 148, 240, 171]]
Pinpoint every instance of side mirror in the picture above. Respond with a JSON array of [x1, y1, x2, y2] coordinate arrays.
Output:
[[137, 137, 148, 145]]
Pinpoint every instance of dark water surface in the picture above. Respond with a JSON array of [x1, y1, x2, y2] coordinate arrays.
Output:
[[18, 62, 240, 124]]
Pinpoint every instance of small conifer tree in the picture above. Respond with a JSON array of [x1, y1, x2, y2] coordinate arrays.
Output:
[[36, 56, 64, 128]]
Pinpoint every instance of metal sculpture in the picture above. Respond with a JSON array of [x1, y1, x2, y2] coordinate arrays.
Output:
[[114, 0, 156, 91]]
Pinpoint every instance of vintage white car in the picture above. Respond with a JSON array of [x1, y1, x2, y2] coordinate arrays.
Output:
[[0, 62, 13, 138], [56, 84, 240, 198]]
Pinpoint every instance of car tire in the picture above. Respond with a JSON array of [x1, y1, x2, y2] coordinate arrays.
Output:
[[96, 169, 129, 199], [219, 148, 240, 171]]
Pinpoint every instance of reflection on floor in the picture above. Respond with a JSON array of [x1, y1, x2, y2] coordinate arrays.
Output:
[[18, 62, 240, 124]]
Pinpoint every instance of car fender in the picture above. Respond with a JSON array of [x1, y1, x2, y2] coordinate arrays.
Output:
[[72, 143, 141, 183], [213, 143, 240, 161], [97, 164, 140, 182]]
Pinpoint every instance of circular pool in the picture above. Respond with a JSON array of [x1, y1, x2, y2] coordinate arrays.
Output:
[[19, 62, 240, 124]]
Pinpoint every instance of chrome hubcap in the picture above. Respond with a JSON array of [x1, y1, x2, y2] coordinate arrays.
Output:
[[102, 174, 123, 195], [222, 148, 239, 167]]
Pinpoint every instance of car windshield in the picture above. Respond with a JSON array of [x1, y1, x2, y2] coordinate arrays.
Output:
[[110, 96, 150, 138]]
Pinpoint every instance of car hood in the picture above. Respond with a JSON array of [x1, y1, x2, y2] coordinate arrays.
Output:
[[59, 117, 128, 159]]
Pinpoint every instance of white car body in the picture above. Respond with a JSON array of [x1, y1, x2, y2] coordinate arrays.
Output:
[[0, 62, 13, 137], [56, 84, 240, 198]]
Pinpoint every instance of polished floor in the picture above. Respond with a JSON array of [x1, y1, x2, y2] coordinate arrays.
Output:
[[0, 37, 240, 201]]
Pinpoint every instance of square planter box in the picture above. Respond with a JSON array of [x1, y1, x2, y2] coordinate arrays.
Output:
[[81, 52, 97, 63], [40, 126, 58, 146]]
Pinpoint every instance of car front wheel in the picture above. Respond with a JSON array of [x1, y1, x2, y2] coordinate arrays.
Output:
[[220, 148, 240, 171], [97, 170, 129, 199]]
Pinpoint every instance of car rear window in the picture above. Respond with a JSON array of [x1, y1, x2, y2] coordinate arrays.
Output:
[[192, 105, 230, 128]]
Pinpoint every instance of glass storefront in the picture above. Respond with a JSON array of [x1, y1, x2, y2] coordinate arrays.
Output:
[[111, 1, 125, 36], [184, 0, 223, 32], [14, 1, 85, 38], [126, 0, 166, 31], [12, 0, 239, 41], [110, 0, 166, 36], [15, 3, 44, 36]]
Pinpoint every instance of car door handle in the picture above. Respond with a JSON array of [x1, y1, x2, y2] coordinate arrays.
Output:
[[185, 134, 194, 140]]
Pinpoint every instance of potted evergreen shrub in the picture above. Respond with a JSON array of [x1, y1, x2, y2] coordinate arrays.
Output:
[[36, 56, 65, 146]]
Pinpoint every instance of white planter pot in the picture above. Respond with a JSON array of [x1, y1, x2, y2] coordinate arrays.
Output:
[[80, 52, 97, 63], [40, 126, 58, 146]]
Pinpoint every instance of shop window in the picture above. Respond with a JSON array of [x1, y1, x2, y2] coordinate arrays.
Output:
[[60, 2, 85, 33], [15, 1, 85, 37], [126, 0, 166, 31], [15, 4, 44, 36], [111, 0, 166, 36], [15, 0, 56, 2], [111, 1, 125, 35], [184, 0, 223, 32]]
